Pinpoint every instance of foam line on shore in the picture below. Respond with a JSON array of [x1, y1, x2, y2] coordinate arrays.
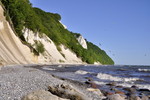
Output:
[[97, 73, 139, 82]]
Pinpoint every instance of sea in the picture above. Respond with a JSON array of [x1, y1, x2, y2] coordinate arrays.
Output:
[[38, 65, 150, 90]]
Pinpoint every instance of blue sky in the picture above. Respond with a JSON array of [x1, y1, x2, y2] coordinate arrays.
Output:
[[30, 0, 150, 65]]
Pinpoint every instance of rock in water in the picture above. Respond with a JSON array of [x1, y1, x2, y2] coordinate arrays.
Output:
[[22, 90, 68, 100]]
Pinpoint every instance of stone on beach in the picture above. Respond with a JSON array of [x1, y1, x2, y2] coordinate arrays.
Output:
[[48, 84, 89, 100], [106, 82, 117, 86], [128, 94, 141, 100], [86, 88, 103, 96], [141, 95, 149, 100], [123, 87, 137, 93], [22, 90, 68, 100], [107, 94, 125, 100]]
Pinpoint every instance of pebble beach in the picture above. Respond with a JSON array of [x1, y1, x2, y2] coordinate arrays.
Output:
[[0, 65, 103, 100]]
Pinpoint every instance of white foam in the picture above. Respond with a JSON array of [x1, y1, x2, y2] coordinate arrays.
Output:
[[75, 70, 89, 75], [94, 81, 150, 90], [58, 65, 62, 68], [138, 68, 150, 72], [94, 81, 106, 85], [97, 73, 139, 82], [42, 67, 56, 71]]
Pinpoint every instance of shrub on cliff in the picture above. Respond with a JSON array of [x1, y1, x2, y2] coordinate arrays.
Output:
[[35, 41, 45, 54]]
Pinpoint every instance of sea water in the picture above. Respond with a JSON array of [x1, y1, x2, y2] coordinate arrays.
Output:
[[40, 65, 150, 90]]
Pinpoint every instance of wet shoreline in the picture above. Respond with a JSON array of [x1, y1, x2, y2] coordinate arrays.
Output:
[[0, 64, 150, 100], [35, 64, 150, 100]]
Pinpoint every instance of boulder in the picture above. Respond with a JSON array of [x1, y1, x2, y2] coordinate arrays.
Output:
[[86, 88, 103, 96], [107, 94, 125, 100], [48, 84, 89, 100], [115, 91, 125, 95], [141, 95, 149, 100], [128, 94, 141, 100], [22, 90, 68, 100], [123, 87, 136, 93]]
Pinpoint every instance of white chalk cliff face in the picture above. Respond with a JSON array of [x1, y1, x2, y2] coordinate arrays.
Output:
[[0, 6, 36, 65], [0, 5, 82, 65], [77, 35, 87, 49], [23, 28, 65, 64], [23, 28, 82, 64]]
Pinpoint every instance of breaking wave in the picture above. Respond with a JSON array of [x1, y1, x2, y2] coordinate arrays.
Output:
[[97, 73, 139, 82], [75, 70, 89, 75], [94, 81, 150, 90], [42, 67, 56, 71], [138, 68, 150, 72]]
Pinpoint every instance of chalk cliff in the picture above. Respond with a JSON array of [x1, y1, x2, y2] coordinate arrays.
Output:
[[0, 5, 82, 65], [77, 35, 87, 49], [23, 28, 82, 64], [0, 6, 36, 65]]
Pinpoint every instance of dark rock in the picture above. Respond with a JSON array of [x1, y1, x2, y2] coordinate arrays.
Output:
[[100, 90, 108, 96], [106, 92, 114, 96], [111, 88, 118, 92], [131, 85, 138, 89], [106, 82, 117, 86], [116, 85, 123, 88], [90, 82, 98, 89], [115, 91, 125, 95], [85, 81, 90, 84], [101, 90, 114, 96], [139, 89, 150, 92], [117, 68, 127, 71], [85, 77, 93, 81], [123, 87, 136, 93]]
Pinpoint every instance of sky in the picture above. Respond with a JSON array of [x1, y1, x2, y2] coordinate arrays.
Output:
[[29, 0, 150, 65]]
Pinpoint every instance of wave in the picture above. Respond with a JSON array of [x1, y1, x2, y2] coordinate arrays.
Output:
[[42, 67, 56, 71], [94, 81, 150, 90], [75, 70, 89, 75], [138, 68, 150, 72], [97, 73, 139, 82]]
